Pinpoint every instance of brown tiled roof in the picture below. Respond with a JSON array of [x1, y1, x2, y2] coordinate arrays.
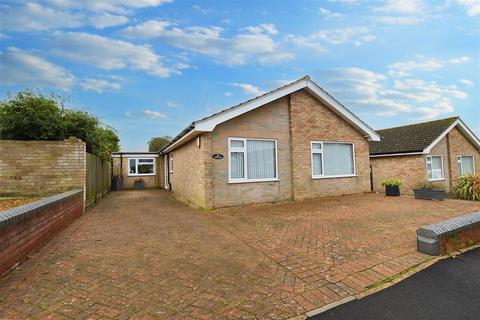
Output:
[[369, 117, 459, 155]]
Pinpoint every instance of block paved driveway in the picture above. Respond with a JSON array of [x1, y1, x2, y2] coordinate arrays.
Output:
[[0, 190, 479, 320]]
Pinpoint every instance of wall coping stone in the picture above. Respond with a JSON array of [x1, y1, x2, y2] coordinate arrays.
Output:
[[0, 189, 83, 230], [417, 212, 480, 239]]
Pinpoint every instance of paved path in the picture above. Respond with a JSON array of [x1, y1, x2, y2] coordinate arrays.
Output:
[[0, 190, 478, 319], [310, 247, 480, 320]]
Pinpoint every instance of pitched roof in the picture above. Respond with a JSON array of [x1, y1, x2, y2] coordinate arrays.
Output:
[[369, 117, 459, 156], [162, 76, 381, 152]]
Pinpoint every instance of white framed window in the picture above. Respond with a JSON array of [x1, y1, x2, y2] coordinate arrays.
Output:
[[311, 141, 356, 179], [169, 153, 174, 173], [457, 155, 475, 176], [128, 158, 155, 176], [228, 137, 278, 183], [426, 155, 444, 181]]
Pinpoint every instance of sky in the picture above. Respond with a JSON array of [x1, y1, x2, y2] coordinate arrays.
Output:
[[0, 0, 479, 151]]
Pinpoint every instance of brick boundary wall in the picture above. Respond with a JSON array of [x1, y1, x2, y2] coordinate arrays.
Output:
[[440, 225, 480, 255], [0, 138, 86, 197], [0, 189, 84, 276]]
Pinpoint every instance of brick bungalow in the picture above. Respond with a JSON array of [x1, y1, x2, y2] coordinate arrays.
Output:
[[370, 117, 480, 194], [158, 76, 381, 208]]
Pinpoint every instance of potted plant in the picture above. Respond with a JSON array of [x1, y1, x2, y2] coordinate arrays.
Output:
[[133, 178, 145, 190], [414, 181, 446, 201], [381, 178, 402, 196], [111, 165, 123, 191]]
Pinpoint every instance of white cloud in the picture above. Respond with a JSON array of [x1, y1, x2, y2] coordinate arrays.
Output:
[[0, 2, 131, 32], [371, 0, 427, 25], [46, 0, 173, 14], [319, 8, 345, 18], [315, 67, 467, 119], [449, 56, 470, 64], [388, 57, 444, 77], [89, 13, 129, 28], [0, 2, 83, 32], [388, 55, 472, 77], [0, 47, 75, 90], [456, 0, 480, 16], [166, 101, 180, 108], [224, 92, 232, 97], [243, 23, 279, 35], [375, 16, 423, 25], [192, 5, 211, 15], [81, 78, 121, 92], [285, 27, 376, 53], [125, 110, 169, 120], [120, 21, 292, 65], [372, 0, 425, 14], [52, 32, 181, 77], [231, 83, 265, 96], [458, 78, 474, 86]]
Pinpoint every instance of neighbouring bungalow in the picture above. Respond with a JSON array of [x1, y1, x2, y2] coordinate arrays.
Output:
[[370, 117, 480, 194], [157, 76, 381, 208]]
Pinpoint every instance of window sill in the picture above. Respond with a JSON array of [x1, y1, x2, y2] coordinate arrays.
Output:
[[228, 178, 279, 184], [312, 174, 357, 179], [427, 178, 445, 182], [128, 173, 156, 177]]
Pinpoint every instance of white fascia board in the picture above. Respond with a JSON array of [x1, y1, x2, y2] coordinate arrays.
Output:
[[304, 82, 382, 142], [194, 79, 308, 132], [423, 119, 459, 154], [423, 119, 480, 154], [112, 154, 159, 158], [162, 129, 203, 152], [370, 152, 424, 158], [457, 119, 480, 149]]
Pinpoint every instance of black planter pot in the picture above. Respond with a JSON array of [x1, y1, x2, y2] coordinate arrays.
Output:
[[133, 180, 145, 190], [112, 176, 123, 191], [414, 189, 445, 201], [385, 185, 400, 196]]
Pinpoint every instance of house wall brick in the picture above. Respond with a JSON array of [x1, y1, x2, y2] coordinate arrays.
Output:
[[169, 136, 211, 208], [112, 156, 162, 189], [0, 138, 86, 196], [447, 126, 480, 184], [289, 90, 371, 200], [371, 155, 425, 195], [210, 97, 292, 208]]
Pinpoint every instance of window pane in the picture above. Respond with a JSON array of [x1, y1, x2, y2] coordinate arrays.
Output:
[[231, 152, 245, 179], [312, 153, 323, 176], [462, 156, 474, 175], [323, 143, 354, 176], [430, 156, 443, 179], [230, 140, 244, 148], [138, 158, 154, 163], [138, 164, 154, 174], [312, 143, 322, 150], [129, 159, 136, 174], [247, 140, 276, 179]]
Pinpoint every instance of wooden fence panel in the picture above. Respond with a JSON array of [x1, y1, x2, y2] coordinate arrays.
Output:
[[86, 153, 111, 208], [86, 153, 97, 208]]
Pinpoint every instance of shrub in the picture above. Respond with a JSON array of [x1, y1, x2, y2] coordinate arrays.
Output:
[[381, 178, 403, 186], [0, 90, 120, 160], [453, 174, 480, 201], [415, 181, 447, 191]]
